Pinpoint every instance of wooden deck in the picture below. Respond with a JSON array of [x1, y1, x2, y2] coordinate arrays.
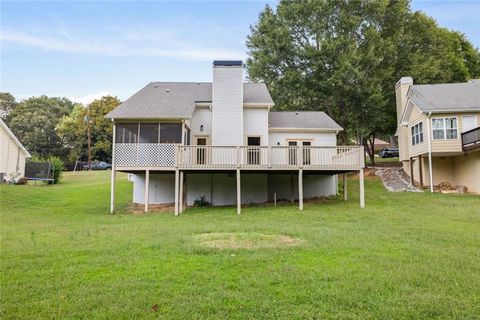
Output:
[[113, 144, 365, 171], [110, 144, 366, 214]]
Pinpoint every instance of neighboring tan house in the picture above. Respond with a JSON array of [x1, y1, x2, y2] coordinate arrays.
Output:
[[373, 138, 391, 152], [106, 60, 365, 214], [395, 77, 480, 193], [0, 119, 31, 181]]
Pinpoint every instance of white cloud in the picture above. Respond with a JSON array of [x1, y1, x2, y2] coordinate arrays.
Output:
[[70, 91, 113, 106], [0, 29, 244, 61]]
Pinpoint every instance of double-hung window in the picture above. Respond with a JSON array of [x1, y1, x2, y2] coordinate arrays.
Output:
[[432, 118, 458, 140], [411, 122, 423, 145]]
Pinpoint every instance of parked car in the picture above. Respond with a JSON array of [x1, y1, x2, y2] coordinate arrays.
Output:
[[379, 148, 399, 158], [83, 161, 112, 170]]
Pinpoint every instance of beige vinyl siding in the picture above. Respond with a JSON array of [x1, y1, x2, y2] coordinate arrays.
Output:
[[408, 105, 428, 157], [429, 113, 477, 154], [419, 153, 480, 192], [452, 152, 480, 193], [403, 108, 480, 157], [398, 126, 409, 161]]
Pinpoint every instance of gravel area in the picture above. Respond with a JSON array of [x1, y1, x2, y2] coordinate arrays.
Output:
[[375, 167, 422, 192]]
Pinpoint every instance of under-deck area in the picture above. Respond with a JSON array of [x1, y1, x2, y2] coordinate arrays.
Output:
[[110, 145, 365, 214]]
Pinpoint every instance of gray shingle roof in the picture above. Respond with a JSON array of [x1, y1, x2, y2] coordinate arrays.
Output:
[[243, 83, 274, 104], [268, 112, 343, 130], [409, 79, 480, 113], [106, 82, 274, 119]]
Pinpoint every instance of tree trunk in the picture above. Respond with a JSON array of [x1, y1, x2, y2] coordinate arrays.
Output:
[[364, 134, 375, 166]]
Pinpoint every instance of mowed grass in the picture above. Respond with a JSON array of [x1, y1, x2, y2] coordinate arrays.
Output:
[[1, 171, 480, 319]]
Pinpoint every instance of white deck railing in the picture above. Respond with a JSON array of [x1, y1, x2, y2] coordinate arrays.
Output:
[[114, 144, 364, 170]]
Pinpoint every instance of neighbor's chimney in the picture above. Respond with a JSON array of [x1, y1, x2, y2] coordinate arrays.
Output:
[[395, 77, 413, 125], [212, 60, 243, 146]]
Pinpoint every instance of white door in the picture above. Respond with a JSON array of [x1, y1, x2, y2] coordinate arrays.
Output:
[[462, 115, 477, 132]]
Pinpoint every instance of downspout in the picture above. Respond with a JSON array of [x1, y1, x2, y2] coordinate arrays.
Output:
[[426, 112, 434, 192]]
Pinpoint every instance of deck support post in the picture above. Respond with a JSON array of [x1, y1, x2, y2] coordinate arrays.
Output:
[[426, 113, 434, 193], [179, 171, 184, 213], [298, 169, 303, 211], [110, 122, 116, 214], [236, 169, 241, 215], [110, 169, 116, 214], [428, 153, 434, 193], [418, 155, 423, 189], [144, 169, 150, 213], [174, 169, 179, 216], [343, 173, 347, 201], [290, 173, 294, 203], [409, 156, 414, 185], [359, 169, 365, 208]]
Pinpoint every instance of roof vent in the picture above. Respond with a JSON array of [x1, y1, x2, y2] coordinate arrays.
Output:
[[166, 88, 170, 93], [154, 84, 158, 88], [295, 112, 299, 115]]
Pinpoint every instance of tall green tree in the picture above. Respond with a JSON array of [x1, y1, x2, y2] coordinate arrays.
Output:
[[57, 96, 120, 163], [246, 0, 480, 164], [7, 96, 76, 160], [0, 92, 17, 120]]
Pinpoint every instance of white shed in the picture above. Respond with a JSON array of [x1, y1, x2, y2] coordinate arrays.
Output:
[[0, 119, 31, 181]]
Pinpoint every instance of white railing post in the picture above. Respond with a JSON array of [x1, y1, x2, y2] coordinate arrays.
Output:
[[267, 146, 272, 168], [298, 145, 303, 168], [236, 146, 241, 168]]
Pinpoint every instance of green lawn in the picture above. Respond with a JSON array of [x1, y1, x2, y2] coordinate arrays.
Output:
[[1, 171, 479, 319]]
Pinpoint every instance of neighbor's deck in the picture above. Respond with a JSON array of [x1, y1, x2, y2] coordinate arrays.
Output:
[[113, 144, 365, 172]]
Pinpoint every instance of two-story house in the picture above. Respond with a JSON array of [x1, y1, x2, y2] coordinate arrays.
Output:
[[395, 77, 480, 193], [106, 61, 365, 214]]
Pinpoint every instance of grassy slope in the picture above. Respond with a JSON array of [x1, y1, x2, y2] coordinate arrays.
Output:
[[1, 171, 479, 319]]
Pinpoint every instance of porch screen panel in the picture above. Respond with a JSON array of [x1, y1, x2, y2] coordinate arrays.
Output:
[[160, 123, 182, 143], [139, 123, 159, 143], [115, 123, 138, 143]]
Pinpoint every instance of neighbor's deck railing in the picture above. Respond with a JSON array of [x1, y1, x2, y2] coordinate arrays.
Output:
[[462, 126, 480, 151], [114, 144, 365, 170]]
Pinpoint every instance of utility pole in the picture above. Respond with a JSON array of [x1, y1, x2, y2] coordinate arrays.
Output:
[[85, 106, 92, 171]]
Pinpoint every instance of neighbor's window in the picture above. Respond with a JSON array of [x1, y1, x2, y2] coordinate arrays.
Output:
[[411, 122, 423, 145], [160, 123, 182, 143], [115, 123, 138, 143], [139, 123, 159, 143], [432, 118, 458, 140]]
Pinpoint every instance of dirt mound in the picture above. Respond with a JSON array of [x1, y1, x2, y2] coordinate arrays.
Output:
[[194, 232, 302, 250], [130, 203, 174, 214]]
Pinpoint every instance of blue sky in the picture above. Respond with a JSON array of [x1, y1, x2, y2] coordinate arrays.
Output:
[[1, 0, 479, 104]]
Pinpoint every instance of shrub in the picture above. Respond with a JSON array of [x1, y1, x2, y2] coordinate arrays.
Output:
[[29, 155, 44, 163], [17, 177, 28, 185], [47, 156, 64, 184]]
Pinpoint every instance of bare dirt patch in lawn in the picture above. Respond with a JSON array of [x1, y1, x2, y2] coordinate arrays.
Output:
[[194, 232, 303, 250]]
